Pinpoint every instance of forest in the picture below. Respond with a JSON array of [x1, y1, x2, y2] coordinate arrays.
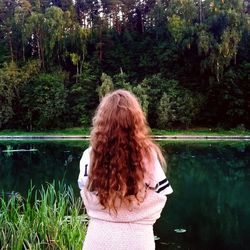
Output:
[[0, 0, 250, 130]]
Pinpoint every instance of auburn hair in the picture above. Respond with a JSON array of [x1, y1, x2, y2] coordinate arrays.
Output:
[[87, 89, 165, 212]]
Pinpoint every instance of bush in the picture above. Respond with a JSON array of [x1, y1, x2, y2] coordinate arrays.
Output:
[[21, 72, 67, 130], [98, 73, 114, 99], [157, 80, 203, 128], [69, 63, 99, 127], [0, 61, 40, 129]]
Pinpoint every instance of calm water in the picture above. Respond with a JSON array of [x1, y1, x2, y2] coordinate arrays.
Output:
[[0, 141, 250, 250]]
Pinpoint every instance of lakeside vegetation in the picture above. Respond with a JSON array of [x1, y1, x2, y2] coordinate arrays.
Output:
[[0, 1, 250, 132], [0, 182, 86, 249], [0, 127, 250, 136], [0, 127, 91, 136]]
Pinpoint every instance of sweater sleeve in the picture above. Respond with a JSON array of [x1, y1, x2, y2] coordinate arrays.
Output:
[[78, 147, 91, 190], [147, 152, 173, 196]]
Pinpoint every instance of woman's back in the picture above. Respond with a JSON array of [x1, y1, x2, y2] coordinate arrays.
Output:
[[78, 90, 173, 250]]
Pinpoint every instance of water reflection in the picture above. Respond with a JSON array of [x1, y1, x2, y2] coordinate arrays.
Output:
[[0, 141, 88, 195], [155, 142, 250, 250], [0, 141, 250, 250]]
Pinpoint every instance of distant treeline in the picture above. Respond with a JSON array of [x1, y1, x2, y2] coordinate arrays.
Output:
[[0, 0, 250, 130]]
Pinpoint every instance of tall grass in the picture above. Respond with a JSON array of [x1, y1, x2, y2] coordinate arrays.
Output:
[[0, 182, 87, 250]]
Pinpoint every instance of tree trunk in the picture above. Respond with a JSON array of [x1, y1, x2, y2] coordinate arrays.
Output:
[[76, 61, 79, 83], [7, 30, 14, 62], [37, 32, 41, 64], [80, 51, 84, 76], [22, 42, 26, 62], [37, 31, 45, 69], [199, 0, 203, 24], [99, 25, 103, 62]]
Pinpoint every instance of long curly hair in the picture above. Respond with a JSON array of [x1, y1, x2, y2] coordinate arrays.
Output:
[[87, 89, 165, 212]]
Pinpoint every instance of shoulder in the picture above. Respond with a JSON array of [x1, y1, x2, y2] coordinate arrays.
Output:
[[146, 149, 173, 196], [80, 147, 91, 164], [78, 147, 91, 190]]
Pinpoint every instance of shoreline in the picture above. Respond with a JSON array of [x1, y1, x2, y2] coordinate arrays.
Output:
[[1, 135, 250, 141]]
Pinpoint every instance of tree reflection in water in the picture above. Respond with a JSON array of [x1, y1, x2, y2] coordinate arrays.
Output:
[[0, 141, 249, 250], [0, 141, 89, 196], [155, 142, 250, 250]]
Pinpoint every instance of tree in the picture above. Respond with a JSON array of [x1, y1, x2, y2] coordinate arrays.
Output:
[[14, 0, 32, 62], [113, 70, 132, 90], [24, 11, 46, 68], [213, 63, 250, 128], [0, 61, 40, 129], [157, 92, 172, 129], [69, 25, 90, 82], [69, 63, 99, 126], [0, 0, 18, 62], [132, 84, 149, 116], [44, 6, 66, 65], [197, 0, 244, 82], [21, 72, 67, 130], [157, 80, 203, 128], [140, 74, 165, 127], [98, 72, 114, 99]]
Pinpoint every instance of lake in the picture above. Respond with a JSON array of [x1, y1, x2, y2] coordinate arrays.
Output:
[[0, 140, 250, 250]]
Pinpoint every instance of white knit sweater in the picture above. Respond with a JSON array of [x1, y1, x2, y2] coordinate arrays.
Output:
[[78, 147, 173, 250]]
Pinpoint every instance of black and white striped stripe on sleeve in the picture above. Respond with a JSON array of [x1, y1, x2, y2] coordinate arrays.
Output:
[[155, 178, 173, 195]]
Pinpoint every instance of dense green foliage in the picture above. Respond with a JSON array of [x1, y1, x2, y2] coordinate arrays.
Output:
[[0, 182, 86, 249], [21, 72, 67, 129], [0, 0, 250, 130]]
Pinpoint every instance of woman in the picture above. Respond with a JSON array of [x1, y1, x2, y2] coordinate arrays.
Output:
[[78, 89, 173, 250]]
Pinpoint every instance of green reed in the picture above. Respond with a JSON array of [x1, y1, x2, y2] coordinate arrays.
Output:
[[0, 182, 87, 250]]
